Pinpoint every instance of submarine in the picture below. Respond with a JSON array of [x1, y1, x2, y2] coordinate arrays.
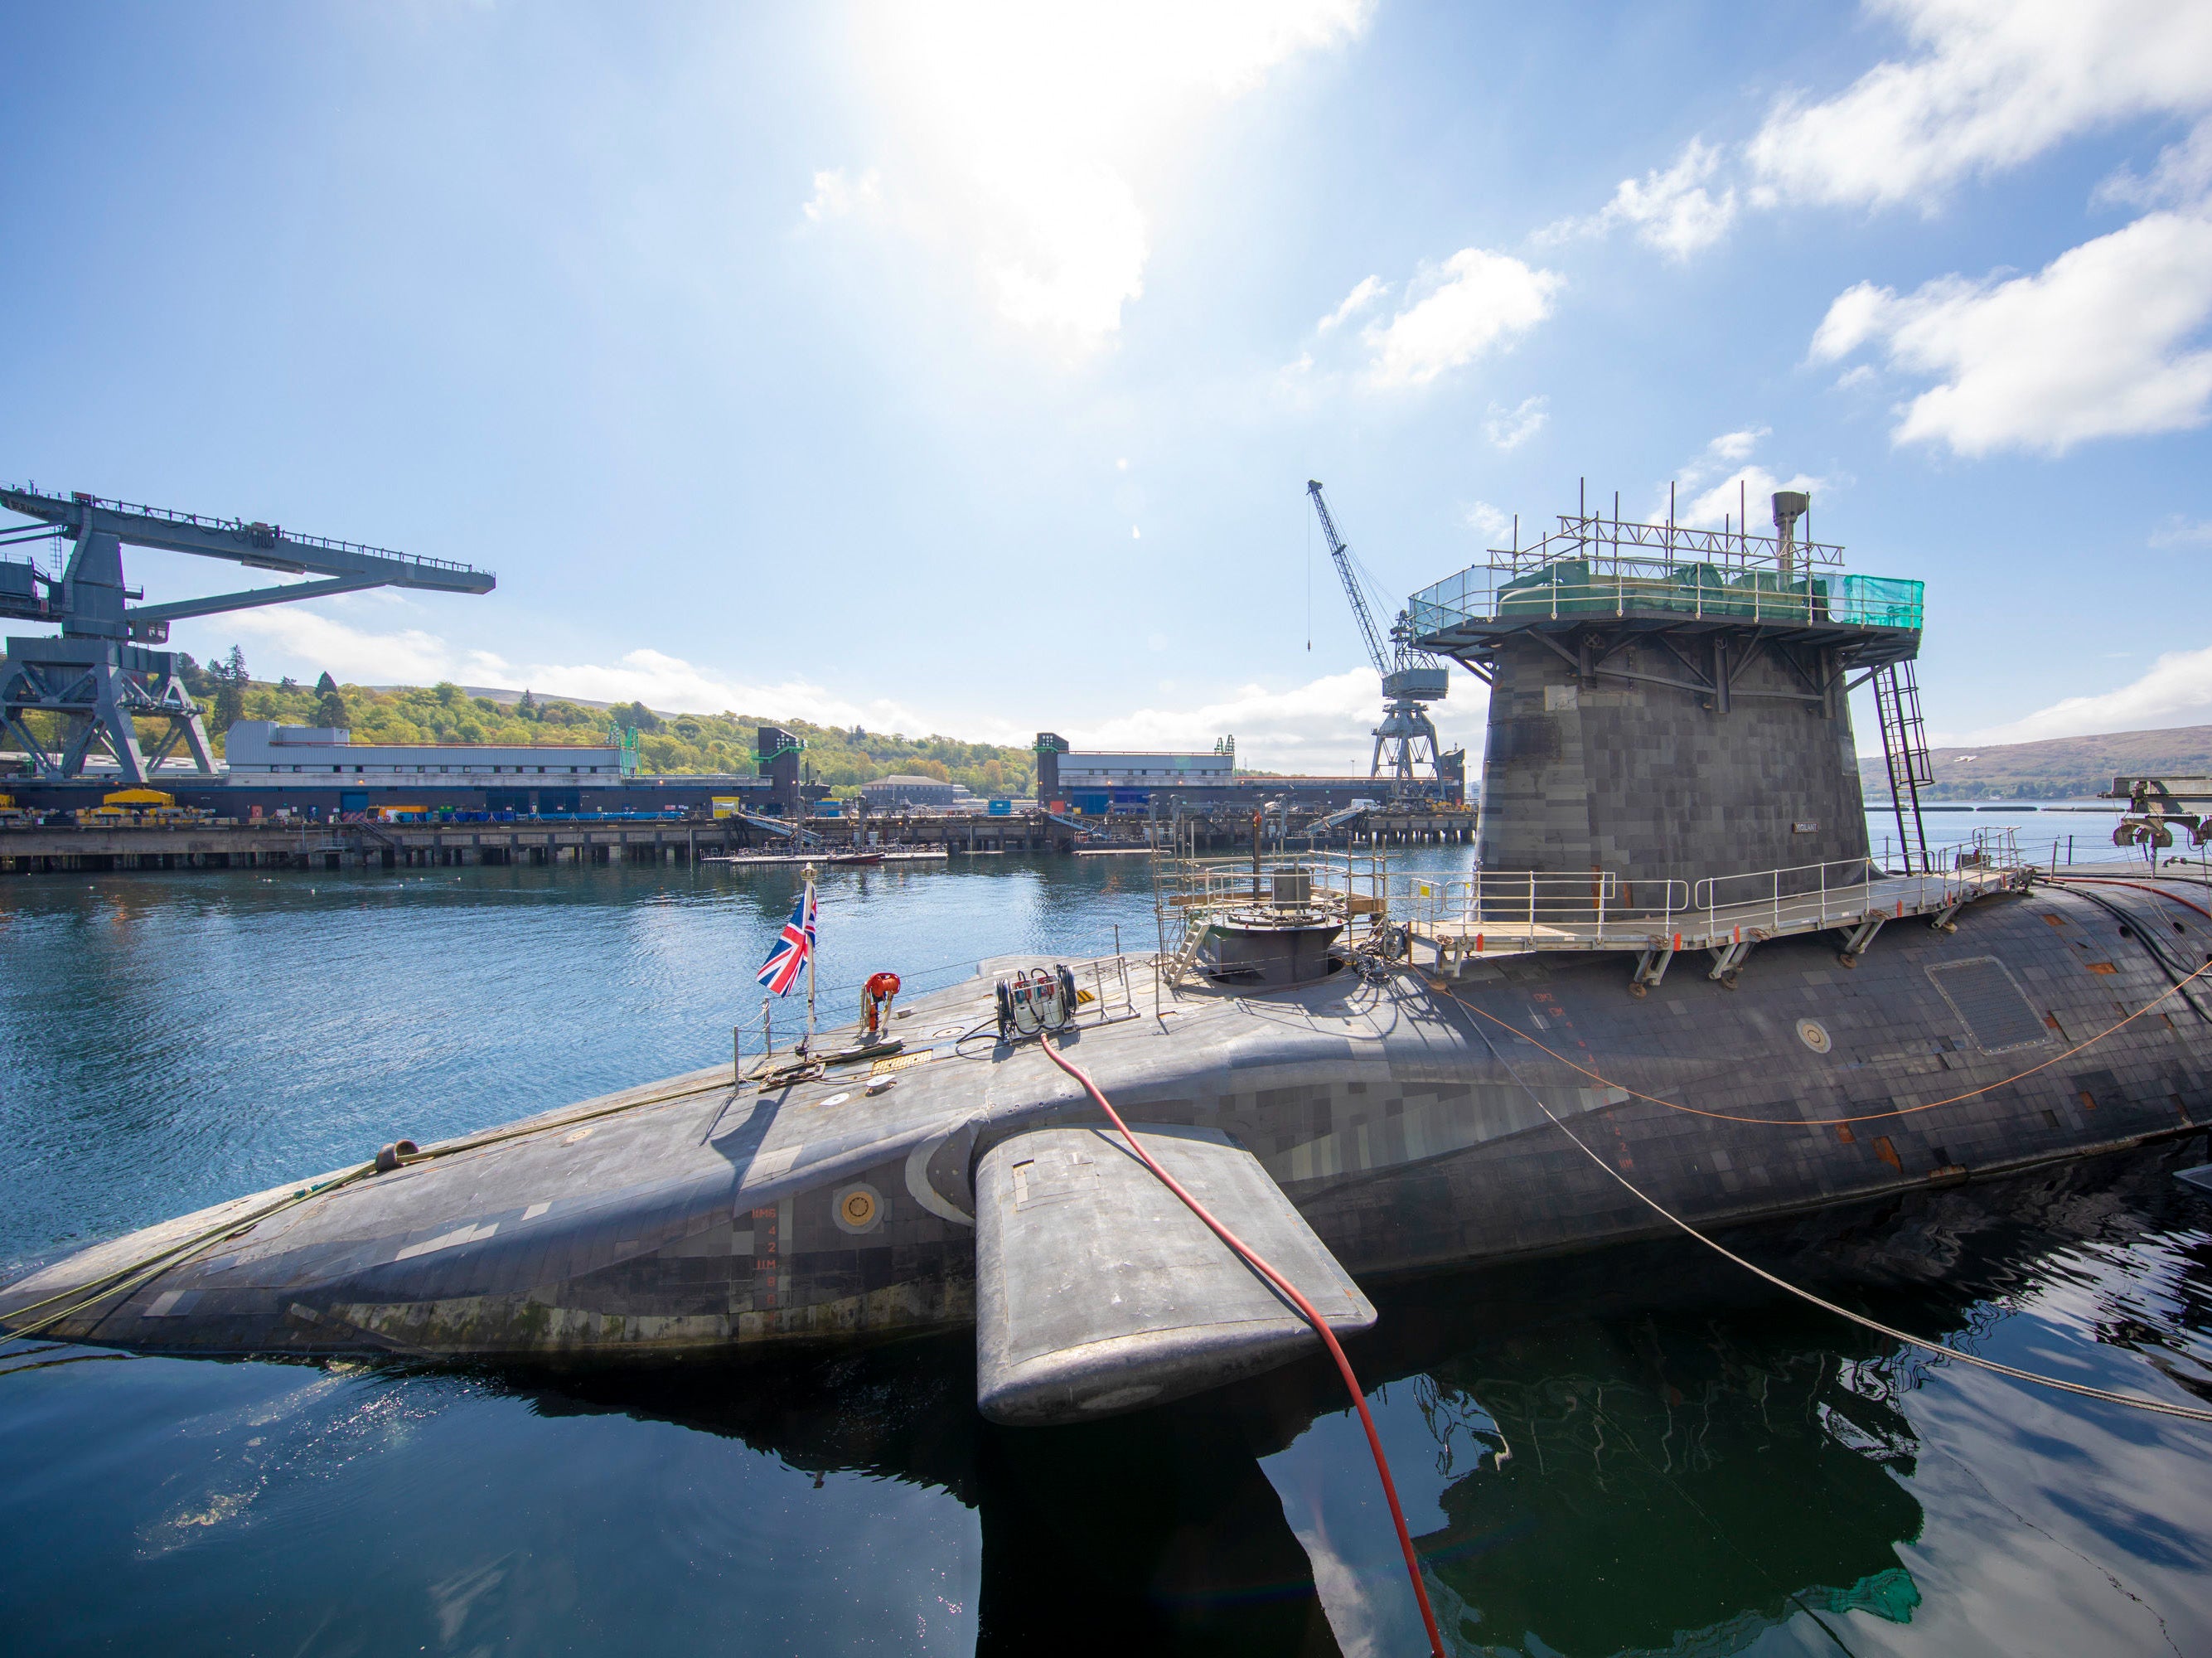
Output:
[[7, 489, 2210, 1431]]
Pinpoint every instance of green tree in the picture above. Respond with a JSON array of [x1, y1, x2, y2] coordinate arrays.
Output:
[[211, 646, 249, 732]]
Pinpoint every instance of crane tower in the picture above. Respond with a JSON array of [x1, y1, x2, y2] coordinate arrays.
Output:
[[1306, 480, 1448, 796], [0, 485, 494, 783]]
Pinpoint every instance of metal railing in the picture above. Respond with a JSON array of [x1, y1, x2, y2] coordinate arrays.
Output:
[[1691, 857, 1895, 938], [1157, 841, 2023, 975], [1154, 851, 1392, 967], [4, 486, 488, 576], [1393, 869, 1674, 943], [1410, 558, 1924, 636]]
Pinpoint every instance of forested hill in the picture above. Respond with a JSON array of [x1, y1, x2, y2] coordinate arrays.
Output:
[[1857, 725, 2212, 802], [175, 652, 1036, 797]]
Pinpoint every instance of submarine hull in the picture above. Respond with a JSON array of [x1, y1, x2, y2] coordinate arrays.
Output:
[[6, 881, 2208, 1376]]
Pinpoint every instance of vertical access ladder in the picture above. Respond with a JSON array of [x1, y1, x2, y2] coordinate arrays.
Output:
[[1872, 660, 1933, 874]]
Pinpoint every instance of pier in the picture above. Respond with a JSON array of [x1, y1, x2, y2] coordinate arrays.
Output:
[[0, 803, 1477, 876]]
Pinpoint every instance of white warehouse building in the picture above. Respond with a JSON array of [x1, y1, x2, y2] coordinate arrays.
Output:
[[223, 721, 631, 784]]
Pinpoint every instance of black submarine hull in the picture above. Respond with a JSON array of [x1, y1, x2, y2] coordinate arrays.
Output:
[[5, 878, 2207, 1389]]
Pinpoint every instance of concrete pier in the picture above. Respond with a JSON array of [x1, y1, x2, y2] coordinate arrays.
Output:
[[0, 804, 1478, 877]]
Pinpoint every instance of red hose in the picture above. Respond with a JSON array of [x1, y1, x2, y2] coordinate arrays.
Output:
[[1037, 1036, 1446, 1658], [2045, 875, 2212, 923]]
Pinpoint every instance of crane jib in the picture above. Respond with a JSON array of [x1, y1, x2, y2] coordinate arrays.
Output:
[[0, 482, 496, 787], [1304, 479, 1450, 795]]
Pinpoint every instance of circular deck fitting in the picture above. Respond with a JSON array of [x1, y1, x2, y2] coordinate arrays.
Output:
[[1797, 1018, 1832, 1054], [833, 1182, 883, 1234]]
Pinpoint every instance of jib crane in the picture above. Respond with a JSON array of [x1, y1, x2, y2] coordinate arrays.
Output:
[[0, 485, 494, 783], [1305, 480, 1447, 795]]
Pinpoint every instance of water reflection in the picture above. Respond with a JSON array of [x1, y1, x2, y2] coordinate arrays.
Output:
[[5, 861, 2211, 1654], [352, 1145, 2210, 1656]]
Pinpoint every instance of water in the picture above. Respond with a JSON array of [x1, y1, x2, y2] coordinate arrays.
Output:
[[5, 847, 2212, 1656], [1865, 798, 2137, 870]]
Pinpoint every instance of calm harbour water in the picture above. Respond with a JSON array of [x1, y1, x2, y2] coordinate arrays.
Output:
[[7, 816, 2212, 1656]]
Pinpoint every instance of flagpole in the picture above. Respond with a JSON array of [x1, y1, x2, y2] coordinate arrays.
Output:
[[801, 865, 818, 1055]]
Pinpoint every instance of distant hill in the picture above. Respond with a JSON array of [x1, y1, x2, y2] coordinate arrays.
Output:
[[1858, 725, 2212, 802], [194, 670, 1036, 796]]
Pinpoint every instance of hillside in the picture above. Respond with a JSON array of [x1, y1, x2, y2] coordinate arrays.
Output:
[[1857, 725, 2212, 802], [152, 654, 1038, 797]]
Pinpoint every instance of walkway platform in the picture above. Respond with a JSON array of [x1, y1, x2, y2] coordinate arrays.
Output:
[[1406, 862, 2025, 989]]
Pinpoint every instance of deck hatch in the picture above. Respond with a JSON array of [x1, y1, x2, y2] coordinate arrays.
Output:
[[1926, 956, 2048, 1054]]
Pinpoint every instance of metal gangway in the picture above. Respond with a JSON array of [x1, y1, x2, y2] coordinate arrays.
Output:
[[1400, 831, 2027, 991], [733, 809, 825, 848]]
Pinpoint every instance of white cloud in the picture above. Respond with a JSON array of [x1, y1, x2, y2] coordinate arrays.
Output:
[[1071, 666, 1476, 775], [1483, 395, 1549, 450], [1708, 425, 1767, 463], [219, 608, 980, 738], [974, 153, 1150, 346], [854, 1, 1372, 358], [1808, 211, 2212, 455], [1678, 464, 1827, 531], [800, 167, 882, 223], [2096, 117, 2212, 210], [1317, 274, 1385, 332], [1541, 138, 1737, 257], [1965, 643, 2212, 744], [1747, 0, 2212, 212], [222, 607, 468, 687], [1665, 429, 1824, 531], [1462, 501, 1513, 541], [211, 606, 1459, 771], [2150, 513, 2212, 547], [1362, 248, 1561, 389]]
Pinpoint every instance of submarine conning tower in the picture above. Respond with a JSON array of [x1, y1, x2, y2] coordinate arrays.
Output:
[[1410, 484, 1926, 912]]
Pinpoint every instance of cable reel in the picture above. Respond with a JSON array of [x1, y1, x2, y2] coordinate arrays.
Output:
[[995, 965, 1080, 1042]]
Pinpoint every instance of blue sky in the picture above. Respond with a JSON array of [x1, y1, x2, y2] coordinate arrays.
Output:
[[3, 1, 2210, 770]]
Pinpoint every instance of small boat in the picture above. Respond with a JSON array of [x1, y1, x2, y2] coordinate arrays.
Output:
[[827, 851, 884, 866]]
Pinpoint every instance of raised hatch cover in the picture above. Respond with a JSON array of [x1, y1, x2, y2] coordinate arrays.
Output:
[[975, 1123, 1375, 1425], [1926, 955, 2049, 1054]]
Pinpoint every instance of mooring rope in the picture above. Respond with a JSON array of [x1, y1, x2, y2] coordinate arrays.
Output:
[[1452, 1002, 2212, 1425]]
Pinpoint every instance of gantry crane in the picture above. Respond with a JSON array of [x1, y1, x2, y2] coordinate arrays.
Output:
[[0, 485, 494, 783], [1305, 480, 1447, 796]]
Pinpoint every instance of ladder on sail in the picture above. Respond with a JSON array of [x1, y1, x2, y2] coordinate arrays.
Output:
[[1871, 660, 1933, 873]]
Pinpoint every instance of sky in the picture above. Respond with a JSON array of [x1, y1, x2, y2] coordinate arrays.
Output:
[[3, 0, 2211, 771]]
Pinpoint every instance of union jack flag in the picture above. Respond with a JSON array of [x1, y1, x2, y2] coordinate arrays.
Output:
[[756, 881, 816, 996]]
